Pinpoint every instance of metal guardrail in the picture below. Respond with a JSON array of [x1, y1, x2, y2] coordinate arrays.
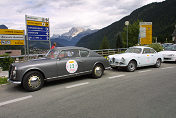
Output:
[[93, 48, 127, 57], [0, 48, 127, 62]]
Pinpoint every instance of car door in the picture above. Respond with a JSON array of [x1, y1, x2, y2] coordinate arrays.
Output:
[[140, 48, 153, 66], [78, 49, 92, 72], [56, 49, 82, 78], [149, 48, 157, 64]]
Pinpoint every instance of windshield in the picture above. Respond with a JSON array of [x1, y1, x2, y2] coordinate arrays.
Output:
[[45, 49, 59, 59], [164, 45, 176, 51], [125, 48, 142, 54]]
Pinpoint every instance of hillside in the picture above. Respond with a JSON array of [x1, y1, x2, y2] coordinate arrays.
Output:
[[77, 0, 176, 49]]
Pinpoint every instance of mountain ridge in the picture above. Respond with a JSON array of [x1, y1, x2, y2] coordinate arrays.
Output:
[[51, 27, 98, 46], [77, 0, 176, 49]]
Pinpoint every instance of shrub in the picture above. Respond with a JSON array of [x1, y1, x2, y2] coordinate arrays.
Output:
[[147, 43, 163, 52], [0, 54, 14, 71], [0, 77, 8, 84]]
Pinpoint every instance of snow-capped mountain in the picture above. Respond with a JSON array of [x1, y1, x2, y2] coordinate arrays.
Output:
[[51, 27, 98, 46], [62, 27, 85, 38]]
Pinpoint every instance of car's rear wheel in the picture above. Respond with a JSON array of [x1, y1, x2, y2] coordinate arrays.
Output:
[[92, 64, 104, 79], [22, 71, 44, 92], [155, 59, 161, 68], [126, 60, 137, 72]]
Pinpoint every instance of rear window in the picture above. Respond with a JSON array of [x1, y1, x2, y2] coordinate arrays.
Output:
[[80, 50, 89, 57]]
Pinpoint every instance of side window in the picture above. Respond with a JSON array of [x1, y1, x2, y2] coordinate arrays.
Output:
[[58, 49, 79, 59], [80, 50, 89, 57], [150, 49, 156, 53], [143, 48, 150, 54]]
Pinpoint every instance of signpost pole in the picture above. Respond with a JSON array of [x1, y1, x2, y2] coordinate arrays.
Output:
[[25, 15, 29, 60], [24, 31, 26, 61], [48, 18, 51, 49]]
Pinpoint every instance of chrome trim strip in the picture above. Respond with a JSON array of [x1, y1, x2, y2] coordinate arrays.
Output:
[[105, 67, 111, 70], [8, 79, 21, 84], [46, 70, 92, 80]]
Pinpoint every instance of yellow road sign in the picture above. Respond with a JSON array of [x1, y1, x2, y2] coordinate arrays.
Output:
[[0, 29, 24, 35], [140, 22, 152, 45], [27, 20, 49, 27], [0, 40, 25, 45]]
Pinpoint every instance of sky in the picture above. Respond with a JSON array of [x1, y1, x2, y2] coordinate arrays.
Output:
[[0, 0, 165, 36]]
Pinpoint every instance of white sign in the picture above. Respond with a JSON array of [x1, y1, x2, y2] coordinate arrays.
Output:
[[140, 27, 146, 38], [26, 15, 49, 22], [66, 60, 78, 73], [0, 35, 24, 40], [140, 22, 152, 25]]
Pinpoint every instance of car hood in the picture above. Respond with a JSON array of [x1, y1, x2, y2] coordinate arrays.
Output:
[[159, 51, 176, 55], [109, 53, 138, 59], [12, 57, 55, 68]]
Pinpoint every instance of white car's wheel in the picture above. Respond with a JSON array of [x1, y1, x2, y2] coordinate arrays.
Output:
[[126, 60, 137, 72], [155, 59, 161, 68]]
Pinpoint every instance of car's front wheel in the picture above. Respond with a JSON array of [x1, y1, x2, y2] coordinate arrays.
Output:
[[92, 64, 104, 79], [154, 59, 161, 68], [22, 71, 44, 92], [126, 60, 137, 72]]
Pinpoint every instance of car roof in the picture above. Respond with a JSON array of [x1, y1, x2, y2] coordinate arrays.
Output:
[[54, 46, 90, 51], [130, 46, 151, 49]]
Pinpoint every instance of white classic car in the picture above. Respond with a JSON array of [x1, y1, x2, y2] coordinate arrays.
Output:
[[107, 46, 163, 72], [159, 44, 176, 62]]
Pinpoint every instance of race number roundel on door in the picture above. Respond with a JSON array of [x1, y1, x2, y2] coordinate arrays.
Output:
[[66, 60, 78, 73]]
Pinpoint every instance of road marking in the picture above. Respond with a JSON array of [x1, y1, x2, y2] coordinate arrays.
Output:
[[138, 70, 152, 73], [0, 95, 32, 107], [66, 82, 89, 89], [161, 67, 174, 70], [108, 75, 125, 79]]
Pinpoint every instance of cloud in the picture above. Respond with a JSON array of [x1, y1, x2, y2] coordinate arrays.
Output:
[[0, 0, 165, 35]]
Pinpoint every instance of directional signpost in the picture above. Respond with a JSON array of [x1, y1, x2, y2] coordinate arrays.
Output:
[[25, 15, 51, 56], [0, 29, 25, 45], [26, 15, 50, 41], [139, 22, 152, 45]]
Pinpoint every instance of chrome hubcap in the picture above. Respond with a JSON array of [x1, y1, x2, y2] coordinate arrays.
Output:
[[94, 66, 102, 77], [28, 76, 41, 88], [129, 63, 135, 71], [156, 60, 161, 66]]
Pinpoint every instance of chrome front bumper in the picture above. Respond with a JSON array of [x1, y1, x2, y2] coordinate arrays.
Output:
[[8, 78, 21, 84]]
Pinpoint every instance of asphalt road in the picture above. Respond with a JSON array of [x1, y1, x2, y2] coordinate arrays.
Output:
[[0, 62, 176, 118]]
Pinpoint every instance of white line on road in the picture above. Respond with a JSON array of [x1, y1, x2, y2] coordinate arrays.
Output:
[[161, 67, 175, 70], [66, 82, 89, 89], [0, 95, 32, 107], [138, 70, 152, 73], [108, 75, 126, 79]]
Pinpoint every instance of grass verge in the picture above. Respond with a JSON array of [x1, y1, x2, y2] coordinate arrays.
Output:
[[0, 77, 8, 85]]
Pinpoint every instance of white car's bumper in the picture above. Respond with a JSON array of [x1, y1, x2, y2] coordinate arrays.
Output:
[[163, 56, 176, 62]]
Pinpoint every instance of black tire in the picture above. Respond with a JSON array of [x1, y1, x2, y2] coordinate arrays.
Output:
[[22, 71, 44, 92], [126, 60, 137, 72], [92, 64, 104, 79], [154, 59, 161, 68]]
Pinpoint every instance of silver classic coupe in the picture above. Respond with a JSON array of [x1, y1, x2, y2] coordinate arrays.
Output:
[[8, 47, 110, 91]]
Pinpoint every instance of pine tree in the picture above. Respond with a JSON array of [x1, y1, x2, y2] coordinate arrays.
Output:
[[99, 36, 110, 49]]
